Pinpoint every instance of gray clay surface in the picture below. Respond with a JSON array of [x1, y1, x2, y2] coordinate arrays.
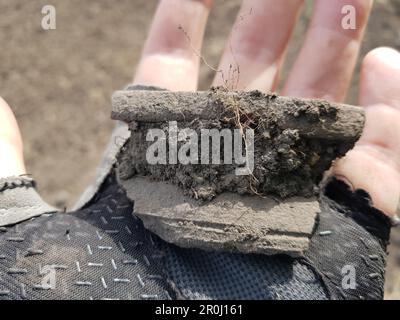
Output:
[[110, 90, 365, 256], [113, 89, 365, 201], [121, 176, 320, 257]]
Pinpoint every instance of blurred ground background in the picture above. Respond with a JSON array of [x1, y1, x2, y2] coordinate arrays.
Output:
[[0, 0, 399, 298]]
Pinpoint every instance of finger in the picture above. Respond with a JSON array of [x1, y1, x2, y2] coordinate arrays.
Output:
[[330, 48, 400, 217], [359, 47, 400, 108], [133, 0, 212, 91], [213, 0, 304, 91], [0, 97, 26, 178], [283, 0, 373, 102]]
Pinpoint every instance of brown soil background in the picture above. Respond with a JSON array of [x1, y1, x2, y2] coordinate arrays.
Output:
[[1, 0, 399, 298]]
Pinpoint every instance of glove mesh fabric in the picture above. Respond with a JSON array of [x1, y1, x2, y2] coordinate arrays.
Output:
[[0, 173, 328, 300]]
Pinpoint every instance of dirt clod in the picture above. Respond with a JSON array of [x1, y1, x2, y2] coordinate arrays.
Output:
[[112, 89, 364, 256], [113, 89, 365, 201]]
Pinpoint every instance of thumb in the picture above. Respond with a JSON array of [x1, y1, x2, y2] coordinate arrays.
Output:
[[329, 48, 400, 217], [0, 97, 26, 178]]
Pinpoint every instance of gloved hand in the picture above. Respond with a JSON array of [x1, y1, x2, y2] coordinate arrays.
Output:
[[0, 0, 399, 300]]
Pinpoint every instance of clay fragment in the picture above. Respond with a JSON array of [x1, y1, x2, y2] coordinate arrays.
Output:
[[112, 89, 364, 139], [112, 89, 365, 256], [121, 177, 319, 257], [112, 89, 365, 200]]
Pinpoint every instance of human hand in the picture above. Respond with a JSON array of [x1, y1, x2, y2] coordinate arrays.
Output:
[[0, 96, 25, 179], [132, 0, 400, 217], [1, 0, 399, 217], [0, 0, 397, 301]]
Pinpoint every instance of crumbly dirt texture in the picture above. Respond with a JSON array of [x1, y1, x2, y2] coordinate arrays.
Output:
[[113, 89, 365, 202], [114, 89, 364, 256]]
